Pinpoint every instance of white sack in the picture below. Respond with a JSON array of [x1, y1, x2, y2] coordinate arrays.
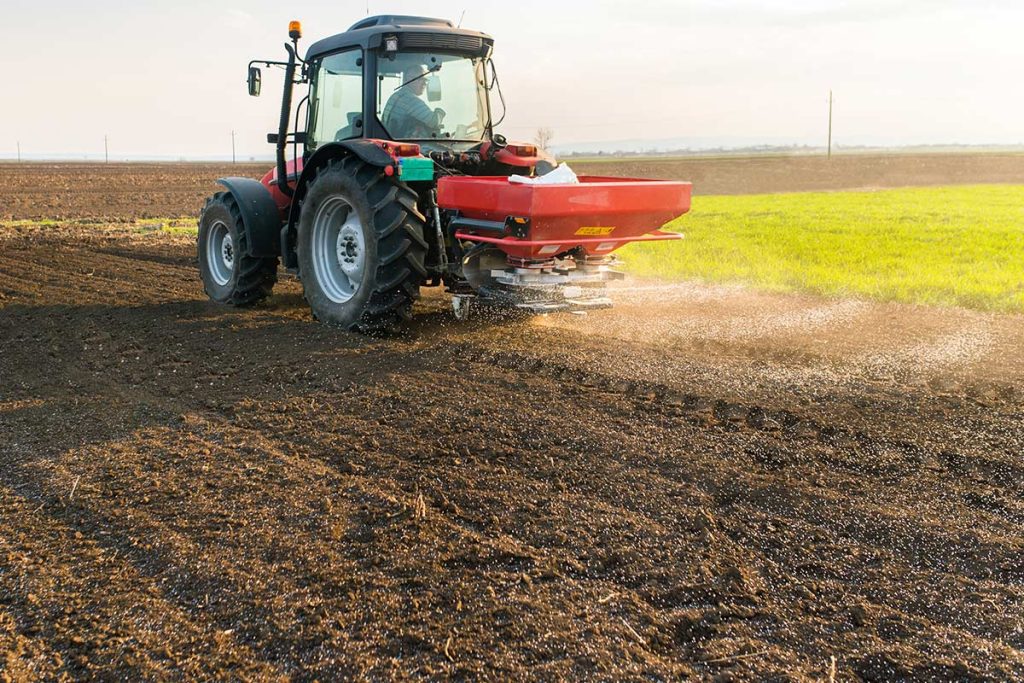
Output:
[[508, 163, 579, 185]]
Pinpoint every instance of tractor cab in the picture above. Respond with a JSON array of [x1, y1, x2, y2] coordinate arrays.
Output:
[[248, 15, 500, 173], [307, 17, 495, 151]]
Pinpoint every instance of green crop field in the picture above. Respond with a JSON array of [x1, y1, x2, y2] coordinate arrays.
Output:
[[622, 184, 1024, 312]]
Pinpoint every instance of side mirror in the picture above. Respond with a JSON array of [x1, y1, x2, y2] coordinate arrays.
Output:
[[426, 74, 442, 103], [247, 67, 262, 97]]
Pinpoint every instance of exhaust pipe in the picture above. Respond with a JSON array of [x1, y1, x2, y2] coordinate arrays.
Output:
[[276, 43, 297, 197]]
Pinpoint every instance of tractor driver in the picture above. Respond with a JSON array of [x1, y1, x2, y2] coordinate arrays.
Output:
[[382, 65, 445, 139]]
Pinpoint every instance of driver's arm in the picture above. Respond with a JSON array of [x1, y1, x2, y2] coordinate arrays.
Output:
[[408, 98, 442, 135]]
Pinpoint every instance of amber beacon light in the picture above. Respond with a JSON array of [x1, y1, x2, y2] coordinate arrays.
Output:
[[288, 20, 302, 40]]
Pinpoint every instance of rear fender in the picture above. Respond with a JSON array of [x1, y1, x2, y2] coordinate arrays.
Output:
[[281, 140, 398, 269], [215, 178, 281, 258]]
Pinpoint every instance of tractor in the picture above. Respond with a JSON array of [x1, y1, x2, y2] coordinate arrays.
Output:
[[198, 15, 691, 333]]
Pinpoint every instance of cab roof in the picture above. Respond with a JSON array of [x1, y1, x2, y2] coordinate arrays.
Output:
[[304, 15, 493, 60]]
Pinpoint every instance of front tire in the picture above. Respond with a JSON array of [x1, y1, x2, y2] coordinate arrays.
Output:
[[197, 193, 277, 306], [297, 157, 428, 333]]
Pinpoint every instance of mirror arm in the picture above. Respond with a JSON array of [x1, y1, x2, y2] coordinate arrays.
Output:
[[249, 58, 291, 70]]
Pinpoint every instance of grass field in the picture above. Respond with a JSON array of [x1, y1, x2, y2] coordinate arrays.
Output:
[[623, 184, 1024, 312]]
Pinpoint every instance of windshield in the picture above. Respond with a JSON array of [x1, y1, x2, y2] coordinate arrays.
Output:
[[377, 52, 488, 141]]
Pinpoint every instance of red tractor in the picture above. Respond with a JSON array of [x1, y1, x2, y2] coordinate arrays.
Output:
[[198, 16, 691, 332]]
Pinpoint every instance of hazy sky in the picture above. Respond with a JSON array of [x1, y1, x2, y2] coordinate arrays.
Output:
[[3, 0, 1023, 158]]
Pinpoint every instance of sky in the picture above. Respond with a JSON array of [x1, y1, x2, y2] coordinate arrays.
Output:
[[2, 0, 1023, 159]]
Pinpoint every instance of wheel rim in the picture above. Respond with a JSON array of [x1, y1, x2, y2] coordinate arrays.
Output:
[[312, 195, 365, 304], [206, 220, 233, 286]]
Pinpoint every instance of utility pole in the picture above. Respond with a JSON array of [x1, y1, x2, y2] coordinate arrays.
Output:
[[104, 135, 109, 164], [231, 130, 236, 164], [16, 141, 21, 163], [827, 90, 834, 160]]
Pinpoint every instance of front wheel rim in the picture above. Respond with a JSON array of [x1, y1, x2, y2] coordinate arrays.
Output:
[[312, 196, 365, 304], [206, 220, 233, 286]]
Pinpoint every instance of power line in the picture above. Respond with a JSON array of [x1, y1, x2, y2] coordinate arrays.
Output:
[[827, 90, 834, 160]]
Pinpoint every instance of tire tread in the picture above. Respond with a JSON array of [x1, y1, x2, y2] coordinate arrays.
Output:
[[299, 157, 427, 333]]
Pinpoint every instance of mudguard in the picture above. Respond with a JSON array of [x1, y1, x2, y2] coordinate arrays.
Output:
[[216, 177, 281, 258], [280, 140, 399, 268], [288, 140, 395, 221], [333, 139, 397, 168]]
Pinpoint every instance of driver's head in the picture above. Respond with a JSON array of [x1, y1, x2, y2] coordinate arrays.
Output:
[[403, 65, 427, 95]]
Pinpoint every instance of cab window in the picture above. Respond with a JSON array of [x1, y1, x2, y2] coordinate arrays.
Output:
[[309, 49, 363, 149]]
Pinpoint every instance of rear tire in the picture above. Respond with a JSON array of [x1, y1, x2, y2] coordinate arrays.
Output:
[[297, 157, 428, 333], [197, 193, 278, 306]]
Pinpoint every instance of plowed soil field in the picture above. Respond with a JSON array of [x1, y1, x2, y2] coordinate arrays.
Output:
[[1, 160, 1023, 681]]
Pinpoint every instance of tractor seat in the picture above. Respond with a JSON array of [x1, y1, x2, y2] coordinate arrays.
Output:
[[334, 113, 362, 141]]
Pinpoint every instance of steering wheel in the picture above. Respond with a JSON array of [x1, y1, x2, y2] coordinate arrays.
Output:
[[430, 108, 447, 138]]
